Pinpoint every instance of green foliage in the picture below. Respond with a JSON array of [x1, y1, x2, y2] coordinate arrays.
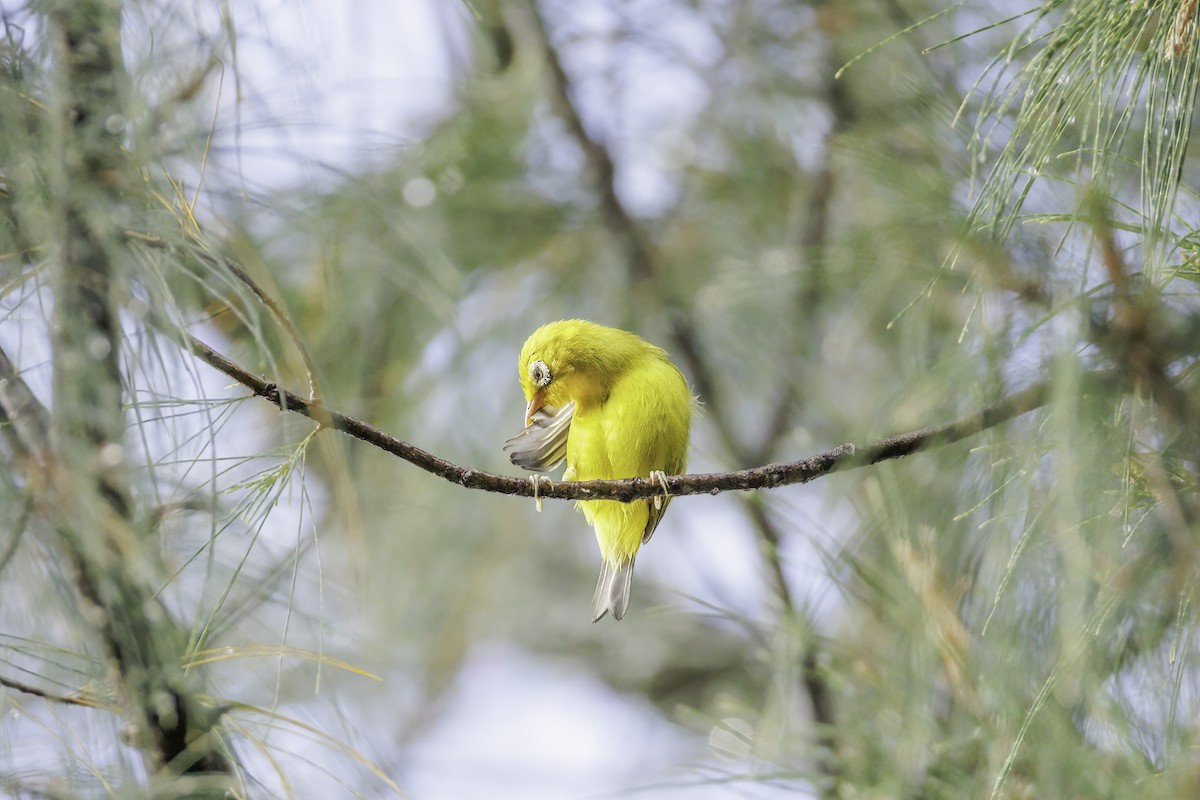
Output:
[[966, 0, 1200, 271]]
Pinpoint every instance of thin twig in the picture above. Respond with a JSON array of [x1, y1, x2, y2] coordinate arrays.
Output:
[[0, 674, 102, 708], [124, 230, 324, 405], [189, 333, 1064, 502], [216, 256, 323, 404]]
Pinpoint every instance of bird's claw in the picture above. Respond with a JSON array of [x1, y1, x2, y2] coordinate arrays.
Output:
[[649, 470, 670, 510], [531, 474, 554, 513]]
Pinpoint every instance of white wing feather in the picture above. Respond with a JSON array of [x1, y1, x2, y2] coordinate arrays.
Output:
[[503, 402, 575, 473]]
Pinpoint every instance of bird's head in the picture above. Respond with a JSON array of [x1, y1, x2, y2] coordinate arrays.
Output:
[[517, 320, 633, 426]]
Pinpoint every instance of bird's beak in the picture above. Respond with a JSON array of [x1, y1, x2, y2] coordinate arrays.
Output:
[[524, 390, 546, 427]]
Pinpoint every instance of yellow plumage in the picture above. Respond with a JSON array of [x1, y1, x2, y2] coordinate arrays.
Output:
[[504, 320, 693, 621]]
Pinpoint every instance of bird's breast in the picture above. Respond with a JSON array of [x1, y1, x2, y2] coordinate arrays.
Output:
[[565, 406, 613, 481]]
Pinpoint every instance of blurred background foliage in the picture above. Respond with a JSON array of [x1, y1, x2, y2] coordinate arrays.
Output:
[[2, 0, 1200, 797]]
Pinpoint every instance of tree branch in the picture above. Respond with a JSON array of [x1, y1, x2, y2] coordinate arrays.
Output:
[[189, 334, 1064, 502], [529, 5, 656, 285], [124, 230, 324, 405], [25, 1, 233, 782], [0, 674, 104, 709]]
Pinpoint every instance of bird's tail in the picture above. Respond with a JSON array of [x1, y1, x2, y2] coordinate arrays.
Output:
[[591, 557, 635, 622]]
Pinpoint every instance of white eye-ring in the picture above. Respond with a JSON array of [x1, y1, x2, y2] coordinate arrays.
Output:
[[529, 359, 552, 388]]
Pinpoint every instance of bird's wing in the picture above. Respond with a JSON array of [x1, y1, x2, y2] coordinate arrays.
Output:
[[604, 362, 689, 546], [503, 402, 575, 472]]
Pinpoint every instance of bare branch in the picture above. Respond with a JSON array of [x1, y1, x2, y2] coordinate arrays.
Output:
[[0, 674, 106, 709], [188, 334, 1063, 502]]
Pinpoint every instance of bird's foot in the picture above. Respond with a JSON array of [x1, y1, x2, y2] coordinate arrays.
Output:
[[530, 474, 554, 513], [649, 470, 670, 510]]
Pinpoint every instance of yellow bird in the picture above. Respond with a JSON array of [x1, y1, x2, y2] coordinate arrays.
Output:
[[504, 320, 693, 621]]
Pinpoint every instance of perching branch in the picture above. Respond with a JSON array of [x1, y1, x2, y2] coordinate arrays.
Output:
[[189, 333, 1068, 502]]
